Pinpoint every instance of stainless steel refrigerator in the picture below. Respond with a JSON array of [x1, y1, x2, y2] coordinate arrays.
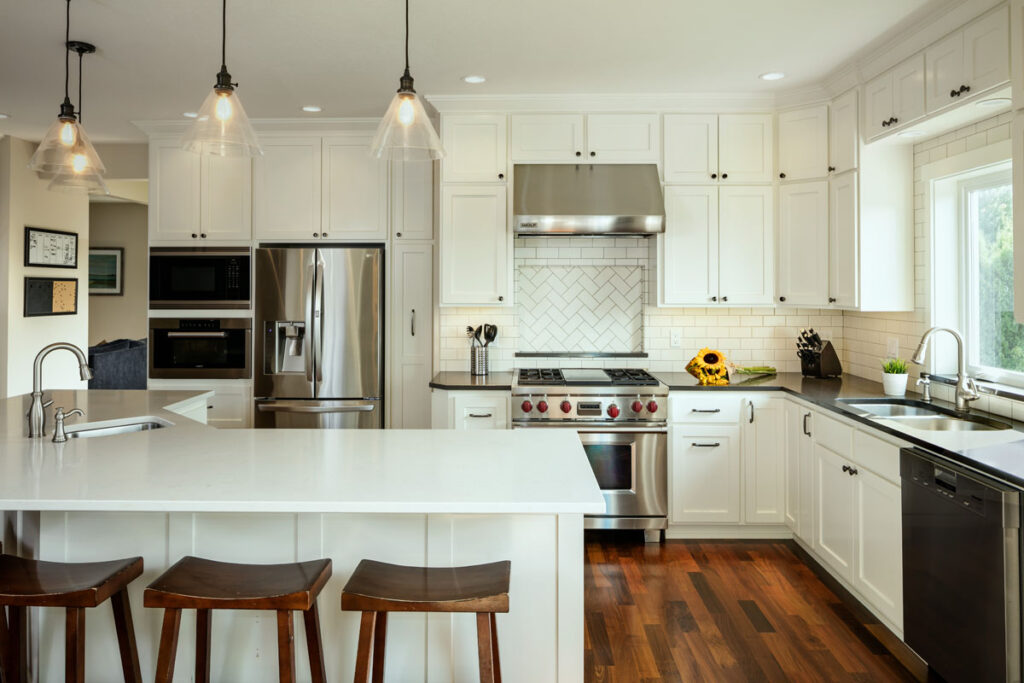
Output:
[[254, 245, 383, 428]]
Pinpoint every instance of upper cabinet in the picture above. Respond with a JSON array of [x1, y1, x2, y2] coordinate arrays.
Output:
[[439, 184, 509, 306], [509, 114, 584, 161], [253, 137, 322, 240], [925, 7, 1009, 113], [829, 90, 858, 175], [391, 160, 434, 241], [584, 114, 660, 162], [663, 114, 717, 183], [509, 113, 658, 163], [321, 135, 388, 241], [663, 113, 773, 184], [865, 56, 926, 140], [717, 114, 774, 183], [441, 114, 507, 183], [777, 105, 829, 181], [776, 181, 829, 307]]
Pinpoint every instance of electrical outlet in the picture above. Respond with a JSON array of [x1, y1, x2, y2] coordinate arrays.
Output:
[[670, 330, 682, 349], [886, 337, 899, 358]]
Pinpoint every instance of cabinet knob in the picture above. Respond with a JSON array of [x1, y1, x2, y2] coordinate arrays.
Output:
[[959, 84, 970, 94], [828, 297, 837, 303], [575, 151, 582, 157], [721, 296, 728, 302], [710, 296, 717, 302], [313, 233, 319, 238], [721, 173, 728, 179], [711, 173, 718, 179], [779, 296, 786, 302], [498, 296, 504, 302], [200, 233, 207, 239], [498, 172, 504, 179], [882, 119, 889, 127], [950, 89, 959, 98], [828, 166, 836, 173], [322, 232, 328, 238], [191, 233, 198, 239], [396, 232, 402, 238], [589, 151, 596, 157], [779, 172, 786, 179]]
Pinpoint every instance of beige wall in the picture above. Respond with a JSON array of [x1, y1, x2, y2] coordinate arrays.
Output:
[[88, 202, 148, 345], [0, 137, 90, 397]]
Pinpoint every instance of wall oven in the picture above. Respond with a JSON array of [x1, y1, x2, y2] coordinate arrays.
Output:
[[149, 247, 251, 309], [149, 318, 252, 379]]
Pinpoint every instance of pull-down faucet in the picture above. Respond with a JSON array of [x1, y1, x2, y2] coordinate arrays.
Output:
[[28, 343, 93, 438], [911, 327, 979, 412]]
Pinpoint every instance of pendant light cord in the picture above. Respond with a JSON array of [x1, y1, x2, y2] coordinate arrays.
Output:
[[222, 0, 227, 70], [404, 0, 409, 72], [64, 0, 71, 103], [77, 48, 83, 123]]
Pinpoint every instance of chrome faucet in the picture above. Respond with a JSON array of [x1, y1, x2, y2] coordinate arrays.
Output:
[[28, 343, 93, 438], [911, 327, 979, 412]]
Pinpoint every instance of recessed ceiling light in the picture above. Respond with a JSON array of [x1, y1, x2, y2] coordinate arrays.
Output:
[[183, 112, 199, 118], [759, 72, 785, 81], [898, 130, 927, 138], [462, 75, 486, 84], [0, 113, 9, 120], [977, 97, 1012, 108], [301, 105, 323, 113]]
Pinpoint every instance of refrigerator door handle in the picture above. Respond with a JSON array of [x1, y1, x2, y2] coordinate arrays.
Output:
[[314, 257, 325, 384], [256, 400, 376, 414], [304, 261, 315, 383]]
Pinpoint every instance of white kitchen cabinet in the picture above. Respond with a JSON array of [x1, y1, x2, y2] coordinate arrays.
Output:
[[441, 114, 507, 183], [864, 72, 895, 141], [253, 137, 322, 240], [391, 159, 434, 241], [777, 105, 829, 181], [717, 186, 773, 305], [321, 136, 388, 240], [925, 31, 965, 113], [717, 114, 773, 184], [670, 427, 740, 524], [149, 139, 201, 243], [784, 402, 815, 542], [926, 7, 1009, 114], [430, 391, 509, 430], [865, 56, 926, 140], [390, 243, 433, 429], [776, 181, 829, 306], [439, 185, 509, 306], [509, 114, 584, 162], [854, 465, 903, 628], [742, 397, 784, 524], [584, 114, 660, 162], [814, 442, 856, 582], [658, 186, 717, 305], [829, 171, 858, 308], [829, 90, 858, 175], [200, 155, 252, 241], [147, 379, 252, 429], [663, 114, 718, 183]]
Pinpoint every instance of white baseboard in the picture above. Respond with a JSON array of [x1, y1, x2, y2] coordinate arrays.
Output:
[[665, 524, 793, 540]]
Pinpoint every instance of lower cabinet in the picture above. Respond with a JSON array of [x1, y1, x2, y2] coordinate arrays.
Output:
[[670, 427, 740, 523], [431, 390, 509, 430], [742, 396, 785, 523], [814, 442, 857, 581], [784, 401, 815, 542], [854, 465, 903, 628], [389, 243, 433, 429], [148, 379, 252, 429]]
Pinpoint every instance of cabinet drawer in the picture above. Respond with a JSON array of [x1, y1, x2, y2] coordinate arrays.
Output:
[[669, 395, 741, 423], [452, 394, 508, 430], [813, 411, 852, 459], [852, 430, 902, 485], [207, 387, 250, 428]]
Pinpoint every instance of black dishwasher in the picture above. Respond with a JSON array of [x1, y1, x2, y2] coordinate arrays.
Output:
[[901, 448, 1021, 682]]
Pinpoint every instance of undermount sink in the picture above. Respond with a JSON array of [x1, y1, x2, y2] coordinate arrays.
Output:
[[881, 415, 1012, 432], [837, 398, 1012, 432], [65, 416, 173, 439]]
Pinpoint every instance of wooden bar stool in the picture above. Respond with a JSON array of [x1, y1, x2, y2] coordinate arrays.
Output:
[[341, 559, 511, 683], [0, 553, 144, 683], [144, 556, 332, 683]]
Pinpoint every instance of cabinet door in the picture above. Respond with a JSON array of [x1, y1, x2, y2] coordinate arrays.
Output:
[[585, 114, 660, 162], [829, 171, 858, 308], [783, 403, 806, 534], [451, 394, 508, 430], [855, 467, 903, 629], [893, 55, 926, 128], [149, 139, 201, 243], [814, 444, 856, 582], [863, 72, 893, 141], [663, 114, 718, 183], [718, 114, 773, 183], [206, 383, 252, 429], [390, 243, 433, 428], [963, 7, 1010, 95], [441, 114, 507, 183], [659, 186, 718, 306], [440, 185, 509, 306], [391, 160, 434, 241], [322, 136, 388, 240], [201, 155, 252, 240], [829, 90, 858, 174], [742, 397, 784, 524], [509, 114, 584, 162], [253, 137, 322, 240], [670, 428, 740, 523], [925, 31, 964, 113], [778, 105, 829, 181], [777, 181, 828, 306], [718, 186, 773, 304]]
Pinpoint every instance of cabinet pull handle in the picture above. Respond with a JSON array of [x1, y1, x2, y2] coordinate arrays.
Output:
[[590, 151, 596, 157], [803, 412, 811, 436], [828, 297, 837, 303], [722, 296, 728, 302], [411, 308, 416, 336], [958, 84, 970, 95], [200, 233, 207, 239], [498, 296, 504, 302], [691, 442, 721, 448], [468, 413, 493, 418], [779, 172, 786, 179], [748, 402, 755, 424], [721, 173, 728, 179], [498, 173, 505, 179], [710, 296, 717, 302], [396, 232, 402, 238], [191, 233, 198, 239], [779, 296, 787, 302], [691, 408, 721, 414], [711, 173, 718, 179], [828, 166, 836, 173], [313, 233, 319, 238], [575, 151, 582, 157], [842, 464, 850, 473], [850, 467, 859, 476], [950, 89, 959, 98]]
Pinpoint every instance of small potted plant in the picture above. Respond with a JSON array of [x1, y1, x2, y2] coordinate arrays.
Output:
[[881, 358, 909, 396]]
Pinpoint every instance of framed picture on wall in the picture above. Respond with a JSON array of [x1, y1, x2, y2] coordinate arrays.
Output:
[[89, 247, 124, 296], [24, 277, 78, 317], [24, 226, 78, 268]]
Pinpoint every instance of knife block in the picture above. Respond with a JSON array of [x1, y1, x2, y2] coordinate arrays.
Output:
[[801, 341, 843, 378]]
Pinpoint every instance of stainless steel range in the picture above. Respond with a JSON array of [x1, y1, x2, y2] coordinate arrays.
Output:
[[512, 368, 668, 542]]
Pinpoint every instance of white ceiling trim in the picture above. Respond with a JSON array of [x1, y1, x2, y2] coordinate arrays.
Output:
[[426, 92, 776, 114]]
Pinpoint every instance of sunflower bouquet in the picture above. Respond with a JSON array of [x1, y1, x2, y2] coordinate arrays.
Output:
[[686, 347, 730, 386]]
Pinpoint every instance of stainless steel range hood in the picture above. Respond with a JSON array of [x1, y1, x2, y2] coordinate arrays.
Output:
[[513, 164, 665, 236]]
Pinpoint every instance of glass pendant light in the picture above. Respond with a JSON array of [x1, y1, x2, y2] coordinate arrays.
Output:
[[48, 41, 109, 195], [181, 0, 261, 157], [28, 0, 107, 193], [370, 0, 445, 161]]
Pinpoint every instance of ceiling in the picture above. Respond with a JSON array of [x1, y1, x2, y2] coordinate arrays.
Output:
[[0, 0, 947, 143]]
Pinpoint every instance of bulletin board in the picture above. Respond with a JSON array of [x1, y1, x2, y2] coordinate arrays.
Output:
[[24, 277, 79, 317]]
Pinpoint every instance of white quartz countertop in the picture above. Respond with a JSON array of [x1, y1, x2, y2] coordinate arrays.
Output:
[[0, 390, 605, 514]]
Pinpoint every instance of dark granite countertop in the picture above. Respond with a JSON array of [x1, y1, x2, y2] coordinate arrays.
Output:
[[429, 371, 514, 391]]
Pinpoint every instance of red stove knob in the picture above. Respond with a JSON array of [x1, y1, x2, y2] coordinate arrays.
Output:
[[560, 400, 572, 414], [647, 400, 659, 413], [631, 400, 644, 413], [521, 400, 533, 413], [537, 400, 549, 413], [607, 404, 620, 418]]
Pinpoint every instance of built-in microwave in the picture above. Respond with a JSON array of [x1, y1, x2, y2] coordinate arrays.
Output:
[[149, 247, 251, 309], [149, 318, 252, 379]]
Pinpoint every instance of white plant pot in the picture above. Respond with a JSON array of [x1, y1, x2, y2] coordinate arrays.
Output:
[[882, 373, 908, 397]]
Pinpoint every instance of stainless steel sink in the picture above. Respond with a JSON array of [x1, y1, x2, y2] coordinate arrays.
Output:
[[837, 399, 943, 417], [66, 417, 172, 439], [837, 398, 1012, 432], [881, 415, 1012, 432]]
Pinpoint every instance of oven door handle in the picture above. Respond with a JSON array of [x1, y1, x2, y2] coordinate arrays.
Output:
[[256, 400, 376, 414], [165, 331, 228, 339]]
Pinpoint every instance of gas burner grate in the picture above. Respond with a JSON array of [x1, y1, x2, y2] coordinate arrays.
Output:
[[518, 368, 565, 385], [605, 368, 660, 386]]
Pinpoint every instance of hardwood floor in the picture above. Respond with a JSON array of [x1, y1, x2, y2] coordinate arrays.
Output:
[[584, 533, 917, 682]]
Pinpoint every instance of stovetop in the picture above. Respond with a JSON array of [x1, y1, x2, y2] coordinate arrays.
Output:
[[516, 368, 660, 387]]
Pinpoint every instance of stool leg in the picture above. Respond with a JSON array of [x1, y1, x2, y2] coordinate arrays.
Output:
[[0, 605, 9, 682], [277, 610, 295, 683], [476, 613, 495, 683], [154, 609, 182, 683], [195, 608, 212, 683], [371, 612, 387, 683], [302, 604, 327, 683], [7, 605, 26, 683], [489, 613, 501, 683], [110, 589, 143, 683], [353, 611, 376, 683], [65, 607, 86, 683]]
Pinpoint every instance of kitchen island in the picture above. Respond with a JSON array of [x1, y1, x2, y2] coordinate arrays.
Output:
[[0, 390, 603, 682]]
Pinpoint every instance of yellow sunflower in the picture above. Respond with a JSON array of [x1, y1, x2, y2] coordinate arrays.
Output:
[[686, 348, 729, 386]]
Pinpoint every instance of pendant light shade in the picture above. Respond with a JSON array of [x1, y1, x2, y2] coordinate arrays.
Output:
[[370, 0, 444, 161], [181, 0, 261, 157]]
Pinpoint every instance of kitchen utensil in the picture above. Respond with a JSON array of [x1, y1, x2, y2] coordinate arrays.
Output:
[[474, 326, 482, 346], [471, 345, 489, 376], [466, 326, 476, 345], [484, 324, 497, 346]]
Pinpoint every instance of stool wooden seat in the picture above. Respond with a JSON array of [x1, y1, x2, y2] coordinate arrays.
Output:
[[144, 556, 332, 683], [342, 559, 511, 683], [0, 553, 143, 683]]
